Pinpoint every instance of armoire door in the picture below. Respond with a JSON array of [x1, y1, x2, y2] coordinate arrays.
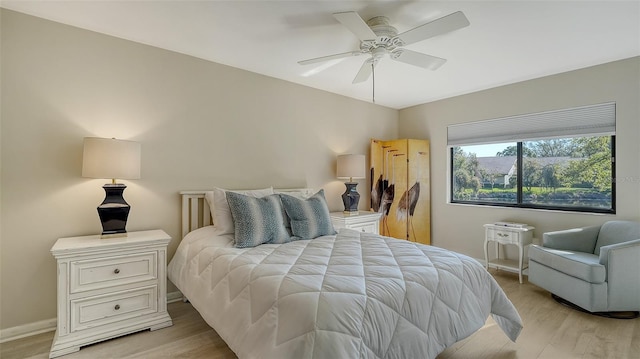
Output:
[[370, 139, 430, 245]]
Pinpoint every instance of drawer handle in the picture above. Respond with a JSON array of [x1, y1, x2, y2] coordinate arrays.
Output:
[[361, 228, 366, 232], [114, 304, 121, 310], [114, 268, 120, 274], [497, 233, 509, 237]]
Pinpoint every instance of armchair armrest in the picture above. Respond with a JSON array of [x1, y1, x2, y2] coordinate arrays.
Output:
[[598, 238, 640, 311], [543, 225, 600, 253], [598, 238, 640, 268]]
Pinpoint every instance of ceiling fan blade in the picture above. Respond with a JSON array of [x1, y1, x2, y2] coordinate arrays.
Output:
[[298, 51, 362, 65], [333, 11, 377, 41], [397, 11, 469, 46], [392, 49, 446, 70], [353, 58, 376, 84]]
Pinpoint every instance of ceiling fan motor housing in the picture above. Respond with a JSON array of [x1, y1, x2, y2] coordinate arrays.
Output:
[[360, 16, 403, 54]]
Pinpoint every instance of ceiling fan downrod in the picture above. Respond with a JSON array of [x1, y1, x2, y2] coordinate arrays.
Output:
[[372, 61, 375, 104]]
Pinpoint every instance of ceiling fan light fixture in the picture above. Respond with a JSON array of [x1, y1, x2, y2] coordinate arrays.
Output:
[[371, 47, 388, 59]]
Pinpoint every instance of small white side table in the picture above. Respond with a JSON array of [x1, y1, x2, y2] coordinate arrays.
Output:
[[483, 224, 534, 284], [330, 211, 382, 234], [49, 230, 173, 358]]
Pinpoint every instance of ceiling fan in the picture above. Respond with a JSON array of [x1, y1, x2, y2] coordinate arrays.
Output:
[[298, 11, 470, 84]]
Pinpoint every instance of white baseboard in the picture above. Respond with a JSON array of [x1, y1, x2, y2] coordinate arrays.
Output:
[[0, 317, 56, 344], [0, 292, 184, 344]]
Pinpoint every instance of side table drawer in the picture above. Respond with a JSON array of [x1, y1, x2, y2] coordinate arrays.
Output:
[[486, 228, 519, 244], [70, 252, 157, 293], [70, 286, 158, 332]]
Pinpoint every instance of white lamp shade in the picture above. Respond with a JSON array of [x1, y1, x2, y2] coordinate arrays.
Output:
[[82, 137, 141, 180], [337, 154, 366, 180]]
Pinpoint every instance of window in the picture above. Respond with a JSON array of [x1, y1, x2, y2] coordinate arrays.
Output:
[[448, 103, 615, 214], [452, 142, 517, 204], [451, 137, 615, 213]]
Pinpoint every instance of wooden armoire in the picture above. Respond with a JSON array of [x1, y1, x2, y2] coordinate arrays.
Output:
[[370, 139, 430, 245]]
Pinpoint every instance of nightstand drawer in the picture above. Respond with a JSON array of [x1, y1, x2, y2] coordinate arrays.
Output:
[[70, 252, 157, 293], [70, 286, 158, 332], [348, 223, 378, 233], [486, 228, 519, 244]]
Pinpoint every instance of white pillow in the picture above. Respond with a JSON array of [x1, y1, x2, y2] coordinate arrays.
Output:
[[212, 187, 274, 235], [274, 188, 315, 199], [204, 191, 216, 219]]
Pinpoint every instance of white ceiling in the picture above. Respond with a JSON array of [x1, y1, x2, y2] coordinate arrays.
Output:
[[2, 1, 639, 109]]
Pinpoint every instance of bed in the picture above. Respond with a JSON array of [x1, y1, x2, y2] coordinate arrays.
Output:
[[168, 189, 522, 359]]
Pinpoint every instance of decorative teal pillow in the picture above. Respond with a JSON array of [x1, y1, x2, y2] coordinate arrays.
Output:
[[226, 192, 291, 248], [279, 189, 337, 240]]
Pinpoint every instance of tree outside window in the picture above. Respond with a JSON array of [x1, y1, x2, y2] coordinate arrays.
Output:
[[451, 136, 614, 213]]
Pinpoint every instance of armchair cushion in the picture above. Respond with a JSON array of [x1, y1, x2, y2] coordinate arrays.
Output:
[[529, 245, 605, 283]]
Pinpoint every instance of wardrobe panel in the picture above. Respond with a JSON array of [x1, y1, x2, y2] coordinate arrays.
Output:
[[370, 139, 430, 245]]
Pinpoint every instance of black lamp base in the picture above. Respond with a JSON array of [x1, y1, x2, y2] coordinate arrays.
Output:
[[97, 183, 130, 238], [341, 182, 360, 214]]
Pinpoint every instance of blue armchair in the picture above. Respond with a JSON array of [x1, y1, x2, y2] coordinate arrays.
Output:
[[529, 220, 640, 313]]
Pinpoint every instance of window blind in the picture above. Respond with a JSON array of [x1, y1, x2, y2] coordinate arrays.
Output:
[[447, 102, 616, 146]]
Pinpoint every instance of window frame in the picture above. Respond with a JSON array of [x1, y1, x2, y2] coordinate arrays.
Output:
[[449, 136, 616, 214]]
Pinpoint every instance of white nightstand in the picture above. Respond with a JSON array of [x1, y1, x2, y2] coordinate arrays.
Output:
[[483, 224, 535, 284], [330, 211, 382, 234], [49, 230, 173, 358]]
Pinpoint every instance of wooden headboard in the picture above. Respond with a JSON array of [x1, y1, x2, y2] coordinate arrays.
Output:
[[180, 191, 210, 239], [180, 189, 316, 239]]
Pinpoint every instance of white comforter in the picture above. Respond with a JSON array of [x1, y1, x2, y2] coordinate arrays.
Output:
[[168, 226, 522, 359]]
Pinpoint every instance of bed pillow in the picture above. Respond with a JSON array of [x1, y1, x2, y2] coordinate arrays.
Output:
[[204, 191, 216, 224], [212, 187, 274, 235], [226, 192, 291, 248], [204, 191, 216, 212], [274, 188, 315, 199], [279, 189, 336, 240], [274, 189, 315, 230]]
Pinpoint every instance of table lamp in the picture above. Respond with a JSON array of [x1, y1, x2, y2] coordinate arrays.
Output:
[[82, 137, 141, 238], [337, 154, 366, 214]]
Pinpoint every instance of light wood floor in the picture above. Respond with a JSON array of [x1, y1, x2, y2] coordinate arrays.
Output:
[[2, 270, 639, 359]]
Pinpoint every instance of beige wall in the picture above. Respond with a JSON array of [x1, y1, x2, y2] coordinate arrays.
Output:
[[399, 57, 640, 256], [0, 10, 398, 330]]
